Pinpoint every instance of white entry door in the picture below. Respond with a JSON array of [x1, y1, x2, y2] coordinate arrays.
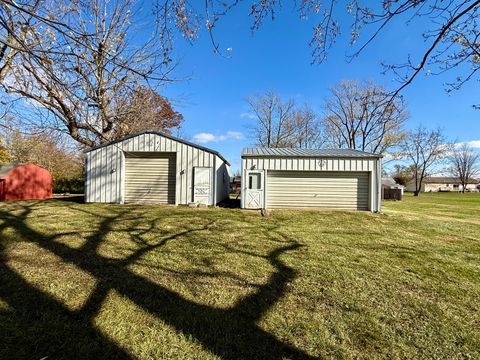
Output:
[[245, 170, 264, 209], [194, 167, 212, 205]]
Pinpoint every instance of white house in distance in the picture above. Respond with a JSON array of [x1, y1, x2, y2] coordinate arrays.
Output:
[[84, 131, 230, 205], [241, 148, 382, 212], [406, 177, 480, 192]]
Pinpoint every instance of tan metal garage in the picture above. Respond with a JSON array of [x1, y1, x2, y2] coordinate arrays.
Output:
[[267, 171, 369, 210], [241, 148, 382, 212], [124, 153, 176, 204], [84, 131, 230, 205]]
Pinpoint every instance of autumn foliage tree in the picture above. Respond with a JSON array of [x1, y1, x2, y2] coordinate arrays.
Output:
[[113, 86, 183, 139], [0, 137, 9, 163], [5, 130, 83, 180]]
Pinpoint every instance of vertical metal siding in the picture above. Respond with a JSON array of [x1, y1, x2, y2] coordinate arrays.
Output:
[[186, 145, 191, 203], [84, 155, 89, 202], [85, 133, 229, 205], [241, 156, 381, 212], [214, 155, 230, 204]]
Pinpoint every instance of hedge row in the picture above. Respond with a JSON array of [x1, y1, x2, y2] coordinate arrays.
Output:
[[53, 178, 84, 194]]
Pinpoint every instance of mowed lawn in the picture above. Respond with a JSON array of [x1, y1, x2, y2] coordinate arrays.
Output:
[[1, 193, 479, 359]]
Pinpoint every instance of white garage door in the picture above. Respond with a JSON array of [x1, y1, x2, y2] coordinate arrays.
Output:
[[267, 171, 369, 210], [124, 153, 176, 204]]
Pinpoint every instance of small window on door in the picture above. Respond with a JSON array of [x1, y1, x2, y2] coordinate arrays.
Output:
[[248, 173, 261, 190]]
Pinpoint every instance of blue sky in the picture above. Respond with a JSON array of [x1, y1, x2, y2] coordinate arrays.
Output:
[[160, 3, 480, 172]]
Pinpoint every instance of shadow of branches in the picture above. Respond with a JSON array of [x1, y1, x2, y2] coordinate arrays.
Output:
[[0, 201, 316, 359]]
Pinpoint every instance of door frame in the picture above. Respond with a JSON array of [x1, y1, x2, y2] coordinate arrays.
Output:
[[244, 169, 265, 209]]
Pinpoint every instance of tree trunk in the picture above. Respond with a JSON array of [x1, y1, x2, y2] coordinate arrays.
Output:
[[414, 190, 419, 196]]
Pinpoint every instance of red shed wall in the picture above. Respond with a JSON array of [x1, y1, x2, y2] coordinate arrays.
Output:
[[0, 180, 5, 201], [1, 163, 52, 201]]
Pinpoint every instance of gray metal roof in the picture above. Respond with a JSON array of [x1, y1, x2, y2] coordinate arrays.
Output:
[[382, 177, 404, 187], [85, 131, 230, 165], [0, 163, 22, 178], [242, 147, 382, 158]]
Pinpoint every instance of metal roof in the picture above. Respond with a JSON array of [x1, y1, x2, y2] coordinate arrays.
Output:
[[242, 147, 382, 158], [382, 177, 404, 187], [0, 163, 22, 178], [85, 131, 230, 165]]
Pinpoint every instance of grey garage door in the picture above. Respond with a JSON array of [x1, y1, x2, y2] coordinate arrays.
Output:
[[124, 153, 176, 204], [267, 171, 369, 210]]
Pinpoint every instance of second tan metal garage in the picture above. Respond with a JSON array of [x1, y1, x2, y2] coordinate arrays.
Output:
[[241, 148, 382, 212]]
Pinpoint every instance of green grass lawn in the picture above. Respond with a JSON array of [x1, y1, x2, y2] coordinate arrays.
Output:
[[1, 193, 479, 359]]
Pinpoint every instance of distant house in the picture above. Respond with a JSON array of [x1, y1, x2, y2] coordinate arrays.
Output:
[[382, 177, 404, 195], [0, 163, 53, 201], [406, 177, 480, 192]]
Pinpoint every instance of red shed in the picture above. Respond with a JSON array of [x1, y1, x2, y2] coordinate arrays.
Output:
[[0, 163, 53, 201]]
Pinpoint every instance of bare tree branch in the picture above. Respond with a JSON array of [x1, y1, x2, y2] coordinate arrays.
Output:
[[449, 142, 480, 192], [323, 80, 408, 154], [246, 90, 322, 148], [401, 126, 449, 196], [1, 0, 181, 147]]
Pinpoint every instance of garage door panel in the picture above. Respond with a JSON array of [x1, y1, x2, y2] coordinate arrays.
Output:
[[267, 202, 367, 208], [267, 171, 369, 210], [124, 153, 176, 204], [125, 179, 175, 184]]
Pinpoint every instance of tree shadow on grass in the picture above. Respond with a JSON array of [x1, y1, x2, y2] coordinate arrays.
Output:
[[0, 202, 317, 359], [217, 197, 241, 208], [52, 194, 85, 203]]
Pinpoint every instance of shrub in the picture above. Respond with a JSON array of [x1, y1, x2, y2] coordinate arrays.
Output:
[[53, 178, 84, 194]]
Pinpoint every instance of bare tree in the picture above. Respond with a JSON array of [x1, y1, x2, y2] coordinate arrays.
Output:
[[2, 0, 177, 147], [323, 80, 408, 154], [153, 1, 480, 102], [401, 126, 449, 196], [449, 143, 479, 193], [246, 91, 297, 148], [0, 0, 53, 83], [0, 1, 97, 84], [246, 92, 323, 148], [292, 105, 323, 149], [6, 2, 480, 102]]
